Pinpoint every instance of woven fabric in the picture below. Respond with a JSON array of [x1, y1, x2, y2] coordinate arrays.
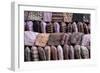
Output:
[[41, 21, 47, 33], [67, 23, 73, 33], [74, 45, 81, 59], [47, 33, 64, 46], [53, 22, 60, 33], [44, 46, 51, 60], [43, 12, 52, 22], [26, 21, 33, 31], [83, 23, 89, 34], [38, 47, 46, 60], [35, 33, 50, 47], [81, 46, 89, 59], [31, 46, 39, 61], [81, 34, 90, 49], [70, 32, 83, 45], [46, 23, 54, 33], [24, 47, 31, 61], [60, 22, 66, 33], [61, 33, 71, 45], [51, 46, 58, 60], [57, 45, 63, 60], [24, 31, 39, 46], [63, 13, 73, 22], [69, 46, 74, 59], [63, 44, 69, 59], [77, 22, 84, 33], [72, 22, 78, 33]]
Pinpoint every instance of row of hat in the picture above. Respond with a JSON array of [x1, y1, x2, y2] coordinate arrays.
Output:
[[24, 20, 90, 34], [24, 11, 90, 23], [24, 32, 90, 48], [24, 44, 90, 61]]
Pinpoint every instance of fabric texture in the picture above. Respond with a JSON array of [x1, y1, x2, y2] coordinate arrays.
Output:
[[47, 33, 64, 46], [63, 13, 73, 22], [44, 46, 51, 60], [33, 20, 41, 32], [51, 46, 58, 60], [27, 11, 42, 20], [35, 33, 50, 47], [53, 22, 60, 33], [60, 22, 66, 33], [52, 12, 63, 22], [72, 22, 78, 33], [63, 44, 69, 59], [83, 23, 89, 34], [70, 32, 83, 45], [83, 14, 90, 22], [31, 46, 39, 61], [69, 46, 74, 59], [38, 47, 46, 60], [57, 45, 63, 60], [77, 22, 84, 33], [81, 46, 89, 59], [43, 12, 52, 22], [24, 47, 31, 61], [74, 45, 81, 59], [81, 34, 90, 49], [24, 31, 39, 46], [67, 23, 73, 33], [41, 21, 47, 33], [24, 11, 29, 21], [72, 13, 84, 22], [61, 33, 71, 45], [46, 22, 54, 33], [26, 21, 33, 31]]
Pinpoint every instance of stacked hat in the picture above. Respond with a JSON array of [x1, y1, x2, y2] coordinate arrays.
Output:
[[46, 22, 54, 33], [60, 22, 66, 33]]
